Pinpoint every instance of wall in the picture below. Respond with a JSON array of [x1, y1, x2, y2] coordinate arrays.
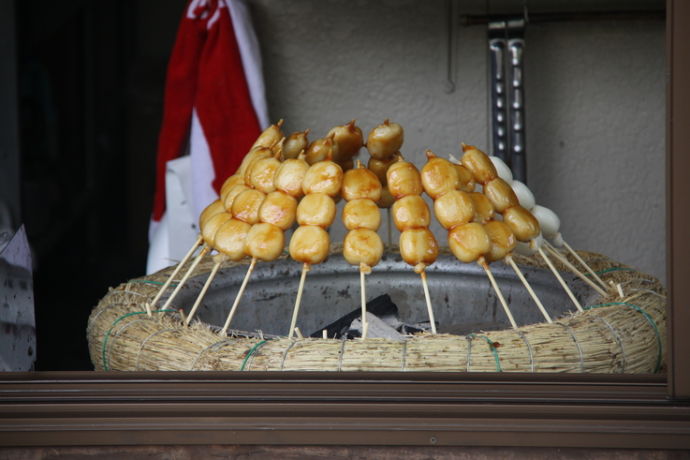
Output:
[[250, 0, 666, 282]]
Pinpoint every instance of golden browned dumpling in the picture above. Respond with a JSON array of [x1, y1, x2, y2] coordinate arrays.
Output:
[[274, 157, 309, 198], [366, 120, 404, 160], [201, 211, 233, 246], [343, 229, 384, 268], [219, 174, 244, 201], [469, 192, 494, 224], [399, 228, 439, 268], [341, 165, 382, 202], [483, 178, 519, 213], [199, 200, 226, 229], [302, 160, 344, 197], [250, 119, 284, 151], [248, 155, 281, 193], [343, 199, 381, 231], [391, 195, 431, 231], [328, 120, 363, 160], [386, 159, 423, 198], [376, 186, 396, 209], [503, 205, 541, 242], [289, 226, 330, 265], [483, 220, 516, 262], [296, 193, 336, 228], [282, 129, 309, 159], [368, 155, 398, 185], [258, 191, 297, 230], [214, 218, 252, 261], [222, 184, 250, 212], [448, 222, 491, 263], [453, 163, 476, 192], [433, 189, 475, 230], [231, 189, 266, 225], [245, 223, 284, 261], [239, 146, 272, 179], [461, 144, 497, 184], [421, 151, 460, 199], [305, 136, 337, 165]]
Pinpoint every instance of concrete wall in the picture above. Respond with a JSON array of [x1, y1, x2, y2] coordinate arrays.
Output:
[[250, 0, 665, 282]]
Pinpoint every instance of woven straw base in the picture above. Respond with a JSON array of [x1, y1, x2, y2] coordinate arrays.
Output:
[[87, 251, 665, 373]]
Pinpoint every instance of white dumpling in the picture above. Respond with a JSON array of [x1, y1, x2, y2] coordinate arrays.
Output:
[[514, 241, 535, 256], [511, 180, 535, 210], [489, 156, 513, 184], [515, 233, 545, 256], [532, 205, 560, 238], [550, 232, 565, 248]]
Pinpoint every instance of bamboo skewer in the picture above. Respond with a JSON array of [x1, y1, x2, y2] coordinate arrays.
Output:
[[479, 258, 518, 329], [544, 243, 609, 298], [561, 240, 610, 292], [615, 283, 625, 298], [160, 245, 211, 311], [537, 246, 584, 312], [419, 270, 437, 334], [360, 268, 368, 339], [184, 255, 225, 326], [147, 235, 203, 315], [387, 209, 393, 249], [506, 255, 552, 323], [220, 258, 257, 335], [288, 263, 310, 338]]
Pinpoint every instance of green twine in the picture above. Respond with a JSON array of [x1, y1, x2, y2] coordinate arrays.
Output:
[[101, 309, 175, 371], [586, 267, 635, 276], [585, 302, 662, 373], [240, 340, 268, 371], [468, 333, 502, 372], [128, 279, 178, 287]]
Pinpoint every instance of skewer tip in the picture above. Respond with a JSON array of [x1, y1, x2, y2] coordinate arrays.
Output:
[[460, 142, 477, 152]]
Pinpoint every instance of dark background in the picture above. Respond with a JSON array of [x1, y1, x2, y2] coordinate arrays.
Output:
[[14, 0, 185, 370]]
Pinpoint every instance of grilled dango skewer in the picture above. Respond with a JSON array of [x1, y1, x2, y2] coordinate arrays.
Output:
[[282, 129, 310, 159], [366, 119, 404, 160]]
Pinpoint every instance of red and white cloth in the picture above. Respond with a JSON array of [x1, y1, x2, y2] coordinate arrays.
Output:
[[147, 0, 268, 274]]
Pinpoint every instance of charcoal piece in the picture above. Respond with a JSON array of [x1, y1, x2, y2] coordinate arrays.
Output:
[[398, 323, 428, 335], [350, 312, 404, 340], [309, 294, 398, 338]]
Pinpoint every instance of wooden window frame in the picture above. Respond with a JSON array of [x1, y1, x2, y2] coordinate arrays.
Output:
[[1, 0, 688, 449]]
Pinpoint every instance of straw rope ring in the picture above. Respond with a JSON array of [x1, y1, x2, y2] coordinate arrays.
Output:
[[86, 249, 666, 373]]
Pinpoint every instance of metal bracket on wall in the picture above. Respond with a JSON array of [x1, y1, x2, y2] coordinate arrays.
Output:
[[488, 18, 526, 183]]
